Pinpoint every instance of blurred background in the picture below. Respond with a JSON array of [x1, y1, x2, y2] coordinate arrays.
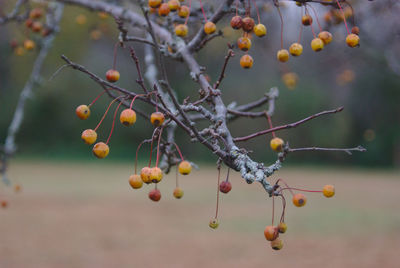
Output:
[[0, 0, 399, 267]]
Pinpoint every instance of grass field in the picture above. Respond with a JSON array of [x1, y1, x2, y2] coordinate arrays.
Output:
[[0, 160, 399, 268]]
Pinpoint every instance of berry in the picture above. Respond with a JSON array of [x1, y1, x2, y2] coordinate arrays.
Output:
[[140, 167, 152, 184], [322, 184, 335, 198], [292, 193, 307, 207], [24, 39, 35, 51], [242, 17, 255, 32], [1, 201, 8, 208], [270, 238, 283, 250], [14, 47, 25, 56], [254, 23, 267, 37], [158, 3, 170, 16], [270, 137, 284, 152], [351, 26, 360, 35], [178, 160, 192, 175], [318, 31, 333, 45], [204, 21, 216, 35], [76, 14, 87, 25], [149, 188, 161, 202], [41, 28, 52, 37], [277, 49, 289, 62], [230, 15, 243, 30], [311, 38, 324, 52], [278, 222, 287, 233], [168, 0, 180, 11], [129, 174, 143, 189], [150, 167, 163, 183], [75, 105, 90, 120], [209, 218, 219, 229], [219, 181, 232, 194], [301, 14, 313, 26], [106, 69, 120, 82], [175, 24, 188, 37], [29, 8, 43, 19], [120, 109, 137, 126], [240, 54, 253, 69], [264, 225, 279, 241], [93, 142, 110, 158], [31, 21, 43, 32], [237, 37, 252, 51], [178, 5, 190, 18], [289, 43, 303, 56], [346, 33, 359, 47], [81, 129, 97, 145], [25, 18, 33, 28], [148, 0, 162, 8], [14, 184, 22, 193], [282, 72, 298, 90], [173, 187, 184, 199], [98, 12, 109, 19], [150, 112, 165, 126]]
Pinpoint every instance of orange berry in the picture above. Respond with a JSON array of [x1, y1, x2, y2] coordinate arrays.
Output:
[[173, 187, 184, 199], [318, 31, 333, 45], [158, 3, 170, 16], [1, 201, 8, 208], [240, 54, 253, 69], [14, 46, 25, 56], [178, 5, 190, 18], [204, 21, 216, 35], [148, 0, 162, 8], [120, 109, 137, 126], [219, 181, 232, 194], [277, 49, 289, 62], [81, 129, 97, 145], [24, 39, 35, 51], [264, 225, 279, 241], [25, 18, 33, 28], [31, 21, 43, 32], [237, 36, 252, 51], [175, 24, 188, 37], [270, 137, 284, 152], [75, 105, 90, 120], [230, 15, 243, 30], [41, 28, 52, 37], [254, 23, 267, 37], [140, 167, 152, 184], [209, 218, 219, 229], [149, 188, 161, 201], [351, 26, 360, 35], [106, 69, 120, 82], [75, 14, 87, 25], [278, 222, 287, 233], [150, 167, 163, 183], [271, 238, 283, 250], [129, 174, 143, 189], [289, 43, 303, 56], [168, 0, 180, 11], [92, 142, 109, 159], [311, 38, 324, 52], [98, 12, 109, 19], [29, 8, 43, 19], [292, 193, 307, 207], [14, 184, 22, 193], [302, 14, 313, 26], [242, 17, 255, 32], [346, 33, 359, 47], [150, 112, 165, 126], [178, 160, 192, 175], [282, 72, 298, 90], [322, 184, 335, 198]]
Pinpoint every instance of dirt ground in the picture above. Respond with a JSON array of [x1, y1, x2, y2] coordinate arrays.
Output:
[[0, 160, 399, 268]]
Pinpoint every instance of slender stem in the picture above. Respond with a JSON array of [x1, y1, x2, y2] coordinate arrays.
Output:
[[266, 113, 276, 138], [215, 165, 221, 219], [308, 4, 322, 32], [184, 0, 192, 25], [148, 127, 159, 167], [336, 0, 350, 34], [252, 0, 261, 24], [88, 90, 106, 107], [135, 139, 151, 174], [155, 126, 165, 168], [198, 0, 208, 22], [94, 96, 124, 132], [272, 193, 275, 225], [225, 167, 230, 182], [106, 101, 123, 144], [175, 165, 179, 188], [276, 6, 284, 49], [172, 142, 185, 161]]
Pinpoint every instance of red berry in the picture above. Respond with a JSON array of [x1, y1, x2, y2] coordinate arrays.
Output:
[[219, 181, 232, 193], [149, 188, 161, 202]]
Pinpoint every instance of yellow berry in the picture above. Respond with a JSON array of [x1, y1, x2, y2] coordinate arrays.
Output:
[[178, 160, 192, 175], [23, 39, 35, 50], [270, 137, 284, 152], [346, 33, 359, 47], [318, 31, 333, 45], [120, 109, 137, 126], [175, 24, 188, 37], [81, 129, 97, 145], [92, 142, 109, 159], [150, 167, 163, 183], [148, 0, 162, 8], [237, 36, 252, 51], [271, 238, 283, 250], [173, 187, 184, 199], [140, 167, 152, 184], [209, 218, 219, 229], [75, 14, 87, 25], [129, 174, 143, 189], [150, 112, 165, 126], [278, 222, 287, 233], [240, 54, 253, 69], [311, 38, 324, 52], [168, 0, 180, 11], [254, 23, 267, 37], [322, 184, 335, 198], [75, 105, 90, 120], [178, 5, 190, 18], [204, 21, 216, 35], [282, 72, 298, 90], [277, 49, 289, 62], [289, 43, 303, 56]]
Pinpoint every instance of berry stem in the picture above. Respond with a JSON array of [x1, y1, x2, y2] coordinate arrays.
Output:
[[235, 0, 238, 16], [148, 127, 159, 167], [173, 142, 185, 161], [215, 165, 221, 219], [129, 94, 144, 109], [275, 178, 294, 196], [276, 6, 284, 49], [105, 101, 123, 145], [155, 126, 165, 168], [175, 165, 179, 188], [336, 0, 350, 34], [135, 139, 150, 174], [198, 0, 208, 22], [225, 167, 230, 182], [272, 192, 275, 225], [252, 0, 261, 24], [298, 7, 304, 43], [307, 4, 322, 32], [278, 187, 322, 194], [305, 7, 317, 38], [184, 0, 192, 25], [88, 90, 106, 108], [266, 113, 276, 138], [94, 96, 124, 132], [279, 194, 286, 223]]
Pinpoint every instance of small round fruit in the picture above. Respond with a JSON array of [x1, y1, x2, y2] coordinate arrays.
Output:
[[175, 24, 188, 37], [278, 222, 287, 233], [219, 181, 232, 194], [168, 0, 180, 11], [23, 39, 35, 51], [173, 187, 184, 199], [271, 238, 283, 250], [30, 8, 43, 19], [282, 72, 298, 90], [76, 105, 91, 120], [148, 0, 162, 8], [289, 43, 303, 56], [351, 26, 360, 35], [292, 193, 307, 207], [242, 17, 255, 32], [240, 54, 253, 69], [230, 15, 243, 30], [204, 21, 216, 35], [209, 218, 219, 229], [254, 23, 267, 37], [25, 18, 33, 28], [129, 174, 143, 189], [178, 5, 190, 18], [106, 69, 120, 83], [98, 12, 109, 19], [120, 109, 137, 126], [237, 36, 252, 51], [140, 167, 152, 184], [270, 137, 284, 152], [14, 46, 25, 56], [31, 21, 42, 32], [158, 3, 170, 16], [301, 14, 313, 26], [81, 129, 97, 145], [14, 184, 22, 193], [264, 225, 279, 241], [149, 188, 161, 201], [178, 161, 192, 175], [150, 167, 163, 183], [346, 33, 359, 47], [75, 14, 87, 25], [1, 201, 8, 208], [322, 184, 335, 198], [150, 112, 165, 126], [311, 38, 324, 52], [277, 49, 289, 62], [92, 142, 110, 159], [318, 31, 333, 45]]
